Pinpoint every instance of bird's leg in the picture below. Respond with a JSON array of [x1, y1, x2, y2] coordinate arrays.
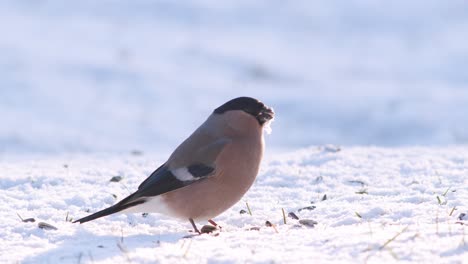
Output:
[[208, 219, 217, 226], [208, 219, 221, 229], [189, 218, 201, 234]]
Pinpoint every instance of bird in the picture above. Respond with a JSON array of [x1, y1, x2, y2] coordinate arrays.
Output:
[[74, 96, 274, 233]]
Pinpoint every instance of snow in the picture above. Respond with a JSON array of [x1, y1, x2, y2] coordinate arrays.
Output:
[[1, 147, 467, 263], [1, 0, 468, 263]]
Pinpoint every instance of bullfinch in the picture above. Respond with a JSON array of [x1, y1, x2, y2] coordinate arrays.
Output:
[[74, 96, 274, 233]]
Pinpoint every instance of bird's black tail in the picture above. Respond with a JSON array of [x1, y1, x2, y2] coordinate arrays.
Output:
[[73, 205, 123, 224], [73, 195, 146, 224]]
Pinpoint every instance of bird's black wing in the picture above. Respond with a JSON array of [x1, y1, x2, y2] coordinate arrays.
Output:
[[134, 163, 214, 198], [136, 138, 231, 197], [74, 138, 230, 224], [73, 163, 214, 224]]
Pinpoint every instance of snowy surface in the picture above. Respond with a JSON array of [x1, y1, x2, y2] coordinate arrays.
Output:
[[2, 1, 468, 263], [1, 147, 467, 263], [2, 1, 468, 153]]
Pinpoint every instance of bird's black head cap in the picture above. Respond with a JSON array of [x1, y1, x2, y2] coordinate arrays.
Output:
[[214, 97, 274, 125]]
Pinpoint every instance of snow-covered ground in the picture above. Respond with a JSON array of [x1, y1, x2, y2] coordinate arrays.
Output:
[[1, 147, 467, 263], [2, 0, 468, 263]]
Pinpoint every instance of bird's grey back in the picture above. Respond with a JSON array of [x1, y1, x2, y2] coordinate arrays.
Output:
[[166, 114, 230, 169]]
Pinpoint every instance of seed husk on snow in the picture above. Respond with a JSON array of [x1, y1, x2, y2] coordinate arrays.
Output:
[[459, 213, 467, 221], [110, 176, 123, 182], [288, 212, 299, 220], [299, 219, 317, 227], [239, 209, 247, 214], [17, 213, 35, 223], [38, 222, 58, 230], [298, 205, 316, 212], [355, 189, 368, 195]]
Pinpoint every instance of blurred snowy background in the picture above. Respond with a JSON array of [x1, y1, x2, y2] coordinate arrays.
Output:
[[2, 0, 468, 154]]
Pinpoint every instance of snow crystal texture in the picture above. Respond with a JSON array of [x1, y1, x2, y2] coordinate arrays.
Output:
[[1, 147, 467, 263]]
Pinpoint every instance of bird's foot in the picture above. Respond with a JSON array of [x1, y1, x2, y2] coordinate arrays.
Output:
[[186, 218, 220, 237], [183, 226, 218, 238], [200, 224, 218, 234]]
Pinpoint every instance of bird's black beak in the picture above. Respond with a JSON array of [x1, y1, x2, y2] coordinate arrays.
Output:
[[257, 106, 274, 125]]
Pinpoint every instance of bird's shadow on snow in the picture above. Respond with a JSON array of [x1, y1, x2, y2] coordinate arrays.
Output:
[[23, 229, 188, 263]]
